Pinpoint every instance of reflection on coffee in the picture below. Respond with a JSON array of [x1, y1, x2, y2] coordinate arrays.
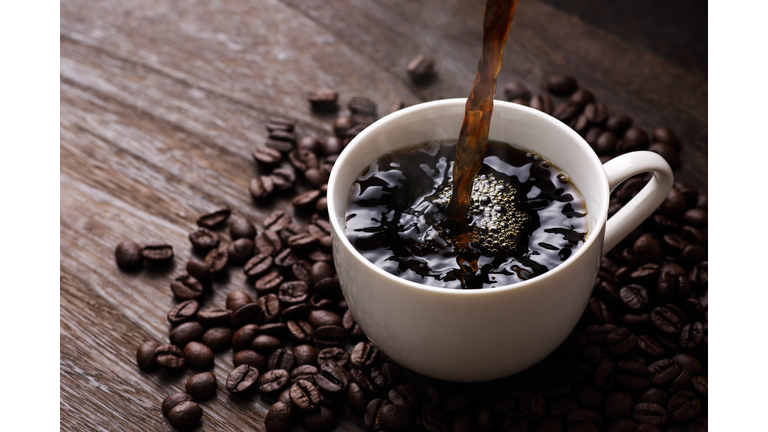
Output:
[[345, 140, 588, 289]]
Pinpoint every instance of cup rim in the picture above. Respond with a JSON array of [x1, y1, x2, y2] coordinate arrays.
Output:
[[327, 98, 609, 296]]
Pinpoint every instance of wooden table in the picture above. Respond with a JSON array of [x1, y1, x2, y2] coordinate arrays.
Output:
[[60, 0, 707, 430]]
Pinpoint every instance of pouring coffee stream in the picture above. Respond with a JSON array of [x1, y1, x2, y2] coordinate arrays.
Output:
[[445, 0, 519, 233]]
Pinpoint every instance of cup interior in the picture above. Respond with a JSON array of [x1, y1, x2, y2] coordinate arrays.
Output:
[[328, 98, 609, 293]]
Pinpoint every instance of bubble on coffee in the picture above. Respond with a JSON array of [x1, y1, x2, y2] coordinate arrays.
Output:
[[345, 140, 588, 289]]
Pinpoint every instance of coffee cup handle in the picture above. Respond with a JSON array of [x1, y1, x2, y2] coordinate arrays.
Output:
[[601, 151, 674, 254]]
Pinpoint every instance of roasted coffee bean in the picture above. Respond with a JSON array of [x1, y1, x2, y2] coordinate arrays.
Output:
[[583, 102, 608, 125], [203, 247, 228, 274], [615, 361, 649, 390], [226, 291, 254, 312], [570, 88, 594, 107], [271, 166, 296, 190], [168, 300, 199, 326], [293, 344, 318, 366], [229, 217, 257, 242], [661, 234, 689, 256], [305, 248, 333, 262], [292, 190, 321, 212], [267, 116, 294, 131], [255, 231, 282, 256], [141, 243, 174, 263], [256, 270, 283, 294], [672, 353, 703, 375], [233, 349, 267, 370], [269, 348, 296, 371], [666, 391, 700, 422], [314, 325, 346, 349], [603, 392, 633, 419], [288, 320, 315, 344], [169, 322, 204, 347], [588, 298, 613, 324], [630, 263, 659, 282], [652, 127, 681, 150], [633, 234, 661, 264], [547, 74, 578, 96], [265, 401, 294, 432], [200, 326, 232, 351], [310, 261, 335, 284], [259, 322, 288, 339], [632, 403, 667, 425], [290, 259, 315, 286], [518, 392, 545, 419], [251, 334, 282, 353], [367, 363, 398, 391], [302, 406, 336, 431], [379, 403, 414, 432], [407, 54, 436, 83], [244, 253, 273, 278], [637, 335, 665, 358], [620, 285, 649, 311], [553, 102, 579, 122], [679, 322, 704, 349], [308, 294, 334, 310], [657, 272, 691, 304], [266, 138, 295, 154], [530, 94, 554, 114], [281, 303, 311, 321], [691, 375, 708, 398], [162, 391, 195, 417], [297, 137, 322, 155], [651, 307, 683, 334], [343, 382, 368, 415], [186, 372, 217, 400], [317, 347, 350, 368], [115, 241, 143, 270], [504, 81, 530, 101], [155, 344, 185, 369], [227, 238, 255, 264], [167, 400, 203, 430], [682, 208, 707, 227], [315, 360, 349, 394], [617, 127, 649, 154], [308, 310, 342, 329], [314, 276, 341, 298], [262, 212, 290, 234], [257, 293, 281, 323], [260, 369, 291, 394], [184, 341, 214, 369], [253, 146, 283, 166], [272, 248, 298, 269], [582, 345, 608, 364], [321, 136, 343, 155], [680, 245, 707, 268], [227, 364, 260, 394], [607, 328, 637, 355], [350, 342, 379, 369], [185, 259, 212, 283], [197, 208, 231, 228], [137, 341, 161, 371], [304, 168, 329, 189], [648, 359, 680, 386], [170, 274, 205, 300], [249, 176, 275, 199], [231, 303, 263, 328], [605, 114, 632, 135], [342, 309, 364, 336], [291, 364, 319, 383], [308, 88, 339, 112], [348, 96, 377, 116], [232, 324, 259, 352], [648, 142, 680, 168], [365, 399, 388, 430]]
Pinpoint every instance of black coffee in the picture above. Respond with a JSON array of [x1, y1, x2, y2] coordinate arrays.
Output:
[[345, 140, 588, 289]]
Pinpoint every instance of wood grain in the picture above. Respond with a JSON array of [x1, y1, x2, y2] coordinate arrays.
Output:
[[61, 0, 707, 430]]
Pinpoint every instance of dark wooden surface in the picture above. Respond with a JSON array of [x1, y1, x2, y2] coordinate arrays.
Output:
[[60, 0, 707, 430]]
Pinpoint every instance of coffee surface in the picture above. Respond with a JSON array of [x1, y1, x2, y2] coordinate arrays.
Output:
[[345, 140, 588, 289]]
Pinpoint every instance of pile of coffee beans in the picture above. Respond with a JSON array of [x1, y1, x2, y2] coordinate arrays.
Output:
[[119, 79, 706, 431]]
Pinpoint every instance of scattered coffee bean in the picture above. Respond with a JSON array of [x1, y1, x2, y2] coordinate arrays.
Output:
[[227, 237, 255, 264], [407, 54, 436, 83], [115, 241, 143, 270], [631, 403, 667, 425], [136, 341, 161, 371], [170, 274, 205, 300], [184, 341, 214, 369], [186, 372, 217, 400], [167, 300, 199, 326], [547, 74, 578, 96], [167, 400, 203, 430], [169, 321, 204, 348], [308, 88, 339, 112], [259, 369, 291, 394], [197, 207, 231, 228], [203, 247, 228, 274], [141, 243, 174, 263], [265, 401, 294, 432], [201, 326, 233, 351], [227, 364, 260, 394], [162, 391, 195, 417], [269, 348, 296, 371], [155, 344, 185, 369], [233, 349, 267, 370]]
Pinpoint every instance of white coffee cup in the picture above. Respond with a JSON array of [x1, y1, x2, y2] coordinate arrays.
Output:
[[327, 99, 673, 382]]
